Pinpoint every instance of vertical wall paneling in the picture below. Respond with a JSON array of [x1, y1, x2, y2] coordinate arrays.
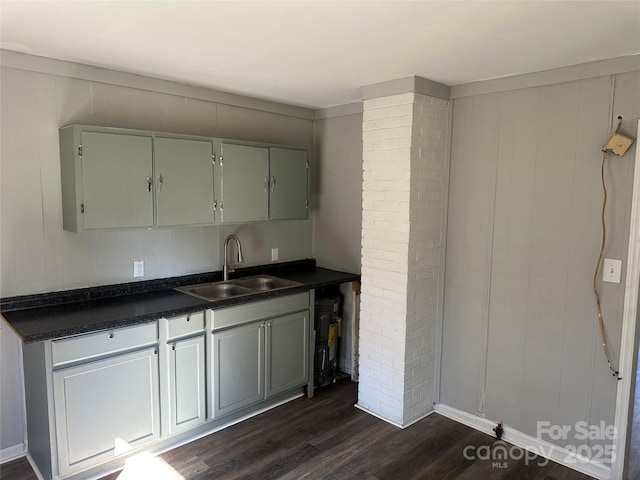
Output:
[[6, 70, 47, 294], [0, 65, 313, 297], [1, 70, 17, 297], [440, 97, 473, 410], [556, 77, 613, 450], [520, 82, 580, 436], [441, 94, 500, 416], [313, 113, 363, 274], [441, 72, 638, 464], [37, 74, 65, 293], [484, 88, 540, 428]]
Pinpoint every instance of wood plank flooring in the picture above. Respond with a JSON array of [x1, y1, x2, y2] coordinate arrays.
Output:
[[0, 381, 595, 480]]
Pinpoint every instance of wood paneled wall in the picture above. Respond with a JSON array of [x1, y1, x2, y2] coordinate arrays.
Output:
[[441, 72, 640, 456]]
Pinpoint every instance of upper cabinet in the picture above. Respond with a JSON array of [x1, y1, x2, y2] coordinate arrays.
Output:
[[60, 126, 218, 232], [218, 143, 308, 223], [154, 136, 216, 227], [269, 147, 308, 221], [59, 125, 308, 232], [60, 128, 155, 231], [219, 143, 269, 223]]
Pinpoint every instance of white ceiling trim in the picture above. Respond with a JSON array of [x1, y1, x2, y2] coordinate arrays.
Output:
[[450, 54, 640, 99], [314, 102, 363, 120], [0, 50, 315, 120]]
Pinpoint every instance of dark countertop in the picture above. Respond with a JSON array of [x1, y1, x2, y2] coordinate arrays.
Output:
[[1, 260, 360, 343]]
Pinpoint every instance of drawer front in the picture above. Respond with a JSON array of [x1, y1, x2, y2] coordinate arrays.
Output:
[[166, 312, 204, 339], [52, 322, 158, 367], [211, 292, 309, 331]]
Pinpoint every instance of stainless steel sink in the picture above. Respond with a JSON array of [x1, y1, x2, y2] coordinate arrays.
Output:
[[175, 275, 302, 302], [231, 275, 301, 291], [183, 283, 253, 301]]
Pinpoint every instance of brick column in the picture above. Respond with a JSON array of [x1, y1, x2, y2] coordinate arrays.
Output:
[[357, 88, 449, 426]]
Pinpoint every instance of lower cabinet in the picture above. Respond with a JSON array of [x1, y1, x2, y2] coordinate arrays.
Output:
[[265, 311, 309, 398], [22, 292, 311, 479], [53, 347, 161, 477], [167, 335, 206, 434], [211, 306, 309, 419], [211, 321, 265, 418]]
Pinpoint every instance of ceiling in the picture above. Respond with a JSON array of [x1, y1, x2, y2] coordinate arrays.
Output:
[[1, 1, 639, 109]]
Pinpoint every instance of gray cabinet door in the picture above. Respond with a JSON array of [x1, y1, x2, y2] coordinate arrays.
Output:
[[81, 131, 154, 229], [155, 137, 216, 226], [53, 347, 160, 477], [265, 311, 309, 398], [212, 321, 264, 418], [269, 147, 308, 220], [168, 335, 206, 434], [220, 143, 269, 223]]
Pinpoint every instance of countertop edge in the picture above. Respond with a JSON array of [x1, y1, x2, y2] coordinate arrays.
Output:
[[3, 267, 361, 343]]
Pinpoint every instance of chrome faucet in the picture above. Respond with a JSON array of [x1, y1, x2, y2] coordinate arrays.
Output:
[[223, 234, 244, 281]]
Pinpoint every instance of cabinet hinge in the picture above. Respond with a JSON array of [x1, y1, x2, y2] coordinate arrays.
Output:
[[80, 203, 85, 214], [78, 145, 83, 158]]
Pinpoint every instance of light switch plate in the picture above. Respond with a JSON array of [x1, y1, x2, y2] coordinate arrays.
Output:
[[271, 248, 279, 262], [602, 258, 622, 284], [133, 260, 144, 278]]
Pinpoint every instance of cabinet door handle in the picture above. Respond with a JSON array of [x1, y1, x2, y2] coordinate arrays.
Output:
[[157, 173, 163, 192], [172, 344, 176, 351], [266, 322, 272, 328], [146, 175, 152, 193], [264, 177, 270, 193], [108, 333, 114, 339], [154, 349, 158, 355], [270, 176, 276, 192]]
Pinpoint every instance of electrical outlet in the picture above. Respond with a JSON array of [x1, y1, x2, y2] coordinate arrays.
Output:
[[271, 248, 279, 262], [602, 258, 622, 284], [133, 260, 144, 278]]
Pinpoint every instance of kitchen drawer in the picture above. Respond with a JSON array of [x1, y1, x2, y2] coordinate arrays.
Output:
[[211, 292, 309, 331], [166, 312, 204, 339], [52, 322, 158, 368]]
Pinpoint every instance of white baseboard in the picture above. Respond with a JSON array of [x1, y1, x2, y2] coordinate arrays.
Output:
[[0, 442, 26, 464], [26, 453, 45, 480], [355, 403, 404, 428], [435, 403, 612, 480], [354, 403, 436, 429]]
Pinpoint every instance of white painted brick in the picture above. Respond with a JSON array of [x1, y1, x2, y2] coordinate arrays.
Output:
[[368, 94, 412, 108], [360, 91, 448, 427]]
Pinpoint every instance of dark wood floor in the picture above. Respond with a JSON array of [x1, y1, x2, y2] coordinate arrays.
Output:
[[1, 381, 595, 480]]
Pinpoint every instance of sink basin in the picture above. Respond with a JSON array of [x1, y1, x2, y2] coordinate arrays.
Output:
[[231, 275, 301, 291], [175, 275, 302, 302], [186, 283, 253, 301]]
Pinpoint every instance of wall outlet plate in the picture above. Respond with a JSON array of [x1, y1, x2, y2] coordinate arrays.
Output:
[[271, 248, 279, 262], [133, 260, 144, 278], [602, 258, 622, 284]]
